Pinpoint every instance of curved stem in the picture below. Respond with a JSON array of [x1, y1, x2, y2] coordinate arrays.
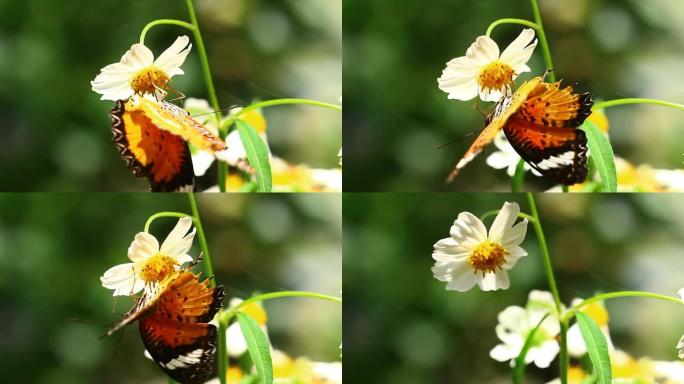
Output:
[[144, 212, 191, 233], [511, 159, 526, 192], [561, 291, 683, 323], [220, 291, 342, 325], [139, 19, 196, 44], [593, 98, 684, 112], [219, 98, 343, 132], [480, 210, 535, 223], [529, 0, 556, 83], [526, 192, 567, 383], [184, 0, 227, 192], [486, 18, 539, 37]]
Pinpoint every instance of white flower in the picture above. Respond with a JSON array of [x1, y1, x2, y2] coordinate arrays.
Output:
[[490, 290, 560, 368], [431, 201, 528, 292], [91, 36, 192, 101], [100, 217, 196, 296], [678, 289, 684, 359], [486, 132, 542, 177], [438, 29, 537, 102], [566, 298, 613, 357]]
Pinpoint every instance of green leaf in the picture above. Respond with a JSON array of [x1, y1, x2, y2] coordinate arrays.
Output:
[[236, 120, 272, 192], [580, 120, 617, 192], [576, 312, 612, 384], [236, 312, 273, 384], [512, 313, 549, 384]]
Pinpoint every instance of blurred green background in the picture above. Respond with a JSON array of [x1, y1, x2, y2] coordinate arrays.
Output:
[[0, 0, 341, 191], [344, 193, 684, 383], [343, 0, 684, 191], [0, 193, 341, 383]]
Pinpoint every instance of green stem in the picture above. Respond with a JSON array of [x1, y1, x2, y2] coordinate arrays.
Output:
[[139, 19, 196, 44], [184, 0, 227, 192], [486, 18, 539, 37], [479, 210, 535, 223], [219, 98, 343, 132], [561, 291, 683, 323], [511, 159, 526, 192], [526, 193, 567, 384], [187, 192, 226, 383], [144, 212, 191, 233], [593, 98, 684, 112], [220, 291, 342, 325], [529, 0, 556, 83]]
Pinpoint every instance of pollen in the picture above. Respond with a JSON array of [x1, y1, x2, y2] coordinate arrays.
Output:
[[130, 66, 170, 95], [468, 240, 508, 274], [477, 61, 515, 93], [138, 253, 178, 283]]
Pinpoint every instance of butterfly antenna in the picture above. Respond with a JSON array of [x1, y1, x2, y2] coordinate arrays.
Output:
[[542, 68, 554, 81], [190, 105, 245, 119], [110, 325, 127, 359], [166, 82, 186, 103]]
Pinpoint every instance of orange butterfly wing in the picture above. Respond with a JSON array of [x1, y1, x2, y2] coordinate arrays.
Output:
[[111, 100, 195, 192], [106, 271, 225, 384], [446, 77, 544, 183], [504, 81, 592, 185], [139, 272, 225, 384]]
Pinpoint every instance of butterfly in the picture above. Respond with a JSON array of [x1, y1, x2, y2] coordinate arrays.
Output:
[[110, 97, 227, 192], [106, 268, 225, 384], [446, 76, 593, 185]]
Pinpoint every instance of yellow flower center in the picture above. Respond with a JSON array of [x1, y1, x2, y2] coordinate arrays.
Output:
[[468, 240, 508, 274], [477, 61, 515, 93], [137, 253, 178, 283], [243, 302, 268, 325], [130, 66, 170, 95]]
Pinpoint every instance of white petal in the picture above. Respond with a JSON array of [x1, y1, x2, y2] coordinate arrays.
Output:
[[154, 36, 192, 76], [450, 212, 487, 245], [160, 217, 196, 257], [100, 263, 143, 296], [432, 237, 471, 261], [431, 259, 471, 282], [567, 324, 587, 357], [501, 220, 528, 248], [226, 322, 248, 357], [502, 246, 527, 270], [466, 36, 500, 64], [215, 130, 247, 166], [478, 270, 510, 291], [192, 150, 216, 177], [445, 272, 477, 292], [500, 29, 536, 64], [486, 151, 514, 170], [489, 202, 520, 242], [440, 78, 479, 101], [128, 232, 160, 262], [121, 43, 154, 69], [530, 340, 559, 368], [490, 344, 518, 362], [479, 87, 505, 102], [677, 335, 684, 359], [678, 288, 684, 302]]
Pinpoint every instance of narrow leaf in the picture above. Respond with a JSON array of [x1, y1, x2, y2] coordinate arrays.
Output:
[[576, 312, 612, 384], [512, 313, 549, 384], [236, 312, 273, 384], [236, 120, 272, 192], [580, 120, 617, 192]]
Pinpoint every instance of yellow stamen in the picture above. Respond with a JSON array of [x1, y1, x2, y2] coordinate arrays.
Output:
[[130, 66, 170, 95], [469, 240, 508, 274], [477, 61, 515, 94], [138, 253, 178, 283]]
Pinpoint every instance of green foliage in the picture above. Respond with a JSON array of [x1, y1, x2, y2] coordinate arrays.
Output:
[[581, 120, 617, 192], [576, 312, 612, 384], [237, 313, 273, 384], [236, 120, 272, 192]]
